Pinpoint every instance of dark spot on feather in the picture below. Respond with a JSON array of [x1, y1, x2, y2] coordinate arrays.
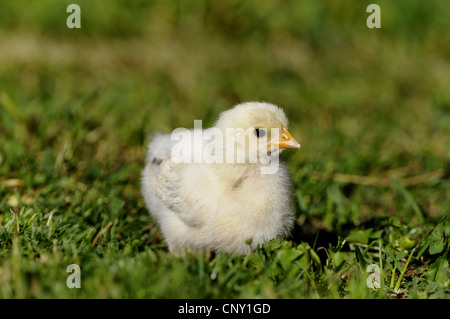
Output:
[[151, 157, 162, 165], [232, 176, 245, 191]]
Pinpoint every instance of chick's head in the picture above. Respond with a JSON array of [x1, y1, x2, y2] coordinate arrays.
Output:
[[214, 102, 300, 163]]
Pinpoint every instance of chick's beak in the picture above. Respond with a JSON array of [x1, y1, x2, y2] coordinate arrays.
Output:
[[268, 125, 301, 149]]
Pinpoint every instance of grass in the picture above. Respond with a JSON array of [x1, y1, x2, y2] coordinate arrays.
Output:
[[0, 0, 449, 298]]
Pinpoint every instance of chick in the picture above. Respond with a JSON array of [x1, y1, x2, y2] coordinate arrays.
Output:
[[141, 102, 301, 255]]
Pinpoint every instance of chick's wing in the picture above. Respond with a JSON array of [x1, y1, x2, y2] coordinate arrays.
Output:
[[154, 159, 210, 227]]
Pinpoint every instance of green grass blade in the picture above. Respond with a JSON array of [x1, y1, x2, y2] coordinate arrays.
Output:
[[354, 245, 367, 270], [394, 249, 415, 293]]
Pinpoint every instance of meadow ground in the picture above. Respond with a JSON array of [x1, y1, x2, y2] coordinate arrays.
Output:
[[0, 1, 449, 298]]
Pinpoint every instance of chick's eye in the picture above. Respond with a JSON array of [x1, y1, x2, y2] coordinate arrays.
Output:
[[254, 128, 266, 138]]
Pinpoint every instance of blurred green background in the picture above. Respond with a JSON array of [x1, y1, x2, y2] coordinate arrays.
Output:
[[0, 0, 449, 298]]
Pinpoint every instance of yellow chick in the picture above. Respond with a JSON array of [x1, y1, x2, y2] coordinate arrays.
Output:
[[141, 102, 300, 255]]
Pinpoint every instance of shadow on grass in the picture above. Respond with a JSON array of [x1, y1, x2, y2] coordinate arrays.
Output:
[[289, 215, 396, 265]]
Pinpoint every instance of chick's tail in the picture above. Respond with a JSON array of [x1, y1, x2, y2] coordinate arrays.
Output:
[[141, 132, 174, 215], [145, 133, 173, 174]]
